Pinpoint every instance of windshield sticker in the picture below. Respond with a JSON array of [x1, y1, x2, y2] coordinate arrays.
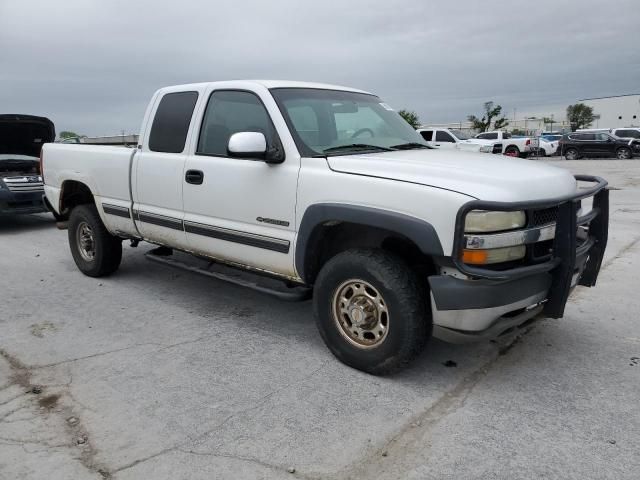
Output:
[[379, 103, 394, 111]]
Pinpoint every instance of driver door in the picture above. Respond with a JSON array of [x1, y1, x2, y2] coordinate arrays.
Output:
[[181, 88, 299, 277]]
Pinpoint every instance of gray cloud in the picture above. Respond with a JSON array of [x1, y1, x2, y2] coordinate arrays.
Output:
[[1, 0, 638, 135]]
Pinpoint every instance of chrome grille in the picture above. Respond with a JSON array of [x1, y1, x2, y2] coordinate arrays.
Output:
[[2, 175, 44, 192]]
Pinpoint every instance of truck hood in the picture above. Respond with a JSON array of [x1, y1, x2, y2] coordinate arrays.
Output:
[[326, 149, 577, 202], [0, 114, 55, 158]]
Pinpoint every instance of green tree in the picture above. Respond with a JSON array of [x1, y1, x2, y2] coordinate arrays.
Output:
[[467, 101, 509, 132], [59, 131, 82, 139], [397, 109, 420, 129], [566, 103, 594, 131]]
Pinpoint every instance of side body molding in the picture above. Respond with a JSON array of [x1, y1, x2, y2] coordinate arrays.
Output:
[[295, 203, 444, 282]]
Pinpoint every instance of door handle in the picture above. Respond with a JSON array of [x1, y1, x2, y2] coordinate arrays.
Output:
[[185, 170, 204, 185]]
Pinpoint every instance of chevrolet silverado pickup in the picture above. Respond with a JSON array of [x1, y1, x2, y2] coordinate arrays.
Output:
[[42, 81, 609, 374], [1, 114, 54, 215]]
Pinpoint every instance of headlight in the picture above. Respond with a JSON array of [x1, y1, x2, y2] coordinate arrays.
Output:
[[464, 210, 526, 233]]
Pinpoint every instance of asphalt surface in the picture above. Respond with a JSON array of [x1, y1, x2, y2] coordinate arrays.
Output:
[[1, 159, 639, 479]]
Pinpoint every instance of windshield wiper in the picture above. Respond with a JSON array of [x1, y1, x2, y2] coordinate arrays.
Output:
[[323, 144, 393, 154], [390, 142, 430, 150]]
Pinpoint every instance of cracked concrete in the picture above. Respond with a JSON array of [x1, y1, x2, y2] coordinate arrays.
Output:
[[1, 160, 639, 479]]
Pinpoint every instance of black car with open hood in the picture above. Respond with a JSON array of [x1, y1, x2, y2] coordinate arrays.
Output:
[[0, 114, 55, 215]]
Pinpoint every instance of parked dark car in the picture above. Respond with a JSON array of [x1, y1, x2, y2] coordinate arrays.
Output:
[[559, 131, 640, 160], [0, 114, 55, 215]]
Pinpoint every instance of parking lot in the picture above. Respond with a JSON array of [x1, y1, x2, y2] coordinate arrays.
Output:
[[1, 159, 639, 480]]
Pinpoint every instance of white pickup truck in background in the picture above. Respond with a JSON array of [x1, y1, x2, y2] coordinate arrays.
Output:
[[473, 131, 534, 157], [42, 80, 609, 374], [416, 127, 502, 154]]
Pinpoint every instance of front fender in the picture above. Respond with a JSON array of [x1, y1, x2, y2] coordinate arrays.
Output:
[[295, 203, 444, 282]]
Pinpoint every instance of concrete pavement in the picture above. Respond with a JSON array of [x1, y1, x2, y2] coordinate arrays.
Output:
[[1, 159, 639, 479]]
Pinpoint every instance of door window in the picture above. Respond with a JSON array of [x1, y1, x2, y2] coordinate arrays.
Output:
[[197, 90, 280, 157], [149, 91, 199, 153], [435, 131, 455, 142]]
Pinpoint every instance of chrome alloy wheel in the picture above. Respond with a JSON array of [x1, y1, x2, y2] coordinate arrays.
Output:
[[77, 221, 96, 262], [332, 279, 389, 349]]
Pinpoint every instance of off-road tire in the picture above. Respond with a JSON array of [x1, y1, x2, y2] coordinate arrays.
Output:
[[313, 249, 430, 375], [68, 204, 122, 277]]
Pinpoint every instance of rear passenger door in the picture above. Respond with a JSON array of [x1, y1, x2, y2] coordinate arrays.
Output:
[[181, 89, 299, 277], [132, 90, 199, 249]]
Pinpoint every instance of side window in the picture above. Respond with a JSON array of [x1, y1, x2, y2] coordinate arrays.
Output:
[[595, 133, 610, 141], [435, 131, 455, 142], [197, 90, 279, 157], [502, 132, 512, 139], [476, 133, 488, 139], [148, 91, 199, 153], [617, 129, 640, 139], [420, 130, 433, 141]]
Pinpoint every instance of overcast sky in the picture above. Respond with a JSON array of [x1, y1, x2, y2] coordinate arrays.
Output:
[[1, 0, 639, 136]]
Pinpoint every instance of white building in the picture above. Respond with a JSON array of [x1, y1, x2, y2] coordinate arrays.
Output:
[[580, 94, 640, 129]]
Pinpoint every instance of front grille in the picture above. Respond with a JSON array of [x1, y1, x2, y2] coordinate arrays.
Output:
[[2, 176, 44, 192], [531, 206, 558, 226]]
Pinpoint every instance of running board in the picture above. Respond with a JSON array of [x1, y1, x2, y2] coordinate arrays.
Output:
[[145, 251, 311, 302]]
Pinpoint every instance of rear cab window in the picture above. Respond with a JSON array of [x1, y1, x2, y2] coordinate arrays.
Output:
[[148, 91, 199, 153]]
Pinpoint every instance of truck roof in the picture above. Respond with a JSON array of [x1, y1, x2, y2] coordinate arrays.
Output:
[[155, 80, 373, 95]]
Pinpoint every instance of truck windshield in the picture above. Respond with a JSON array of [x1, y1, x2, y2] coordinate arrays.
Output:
[[270, 88, 427, 156]]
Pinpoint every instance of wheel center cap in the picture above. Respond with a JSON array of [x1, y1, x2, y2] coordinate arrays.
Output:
[[350, 307, 365, 326]]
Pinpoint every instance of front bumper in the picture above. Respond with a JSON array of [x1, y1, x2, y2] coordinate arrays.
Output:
[[0, 189, 47, 215], [429, 175, 609, 343]]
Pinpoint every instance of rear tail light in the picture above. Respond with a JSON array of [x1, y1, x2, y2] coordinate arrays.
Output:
[[526, 139, 531, 146], [39, 150, 44, 178]]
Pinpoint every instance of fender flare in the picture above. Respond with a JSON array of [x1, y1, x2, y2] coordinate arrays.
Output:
[[295, 203, 444, 282]]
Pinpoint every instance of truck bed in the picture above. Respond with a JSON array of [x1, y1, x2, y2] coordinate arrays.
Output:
[[42, 143, 138, 237]]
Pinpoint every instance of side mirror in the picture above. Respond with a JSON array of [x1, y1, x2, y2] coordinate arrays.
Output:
[[227, 132, 284, 164], [228, 132, 267, 159]]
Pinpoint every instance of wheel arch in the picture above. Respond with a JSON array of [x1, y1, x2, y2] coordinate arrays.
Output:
[[295, 203, 443, 284], [58, 180, 96, 219]]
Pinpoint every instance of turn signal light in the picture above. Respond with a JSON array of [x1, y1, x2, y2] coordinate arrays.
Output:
[[462, 245, 526, 265]]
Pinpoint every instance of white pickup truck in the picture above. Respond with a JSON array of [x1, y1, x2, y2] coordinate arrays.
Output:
[[473, 131, 534, 157], [416, 127, 502, 154], [42, 80, 609, 374]]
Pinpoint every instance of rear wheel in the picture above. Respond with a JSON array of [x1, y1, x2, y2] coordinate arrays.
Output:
[[564, 148, 579, 160], [68, 204, 122, 277], [616, 147, 631, 159], [504, 145, 520, 157], [313, 249, 430, 375]]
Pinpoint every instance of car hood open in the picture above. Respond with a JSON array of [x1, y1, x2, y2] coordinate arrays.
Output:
[[0, 114, 55, 159], [326, 149, 577, 202]]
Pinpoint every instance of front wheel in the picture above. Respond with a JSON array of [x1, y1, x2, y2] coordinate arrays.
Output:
[[68, 204, 122, 277], [313, 249, 430, 375]]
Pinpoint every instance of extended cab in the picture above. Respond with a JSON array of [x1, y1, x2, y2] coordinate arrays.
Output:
[[1, 114, 55, 215], [42, 81, 609, 374]]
